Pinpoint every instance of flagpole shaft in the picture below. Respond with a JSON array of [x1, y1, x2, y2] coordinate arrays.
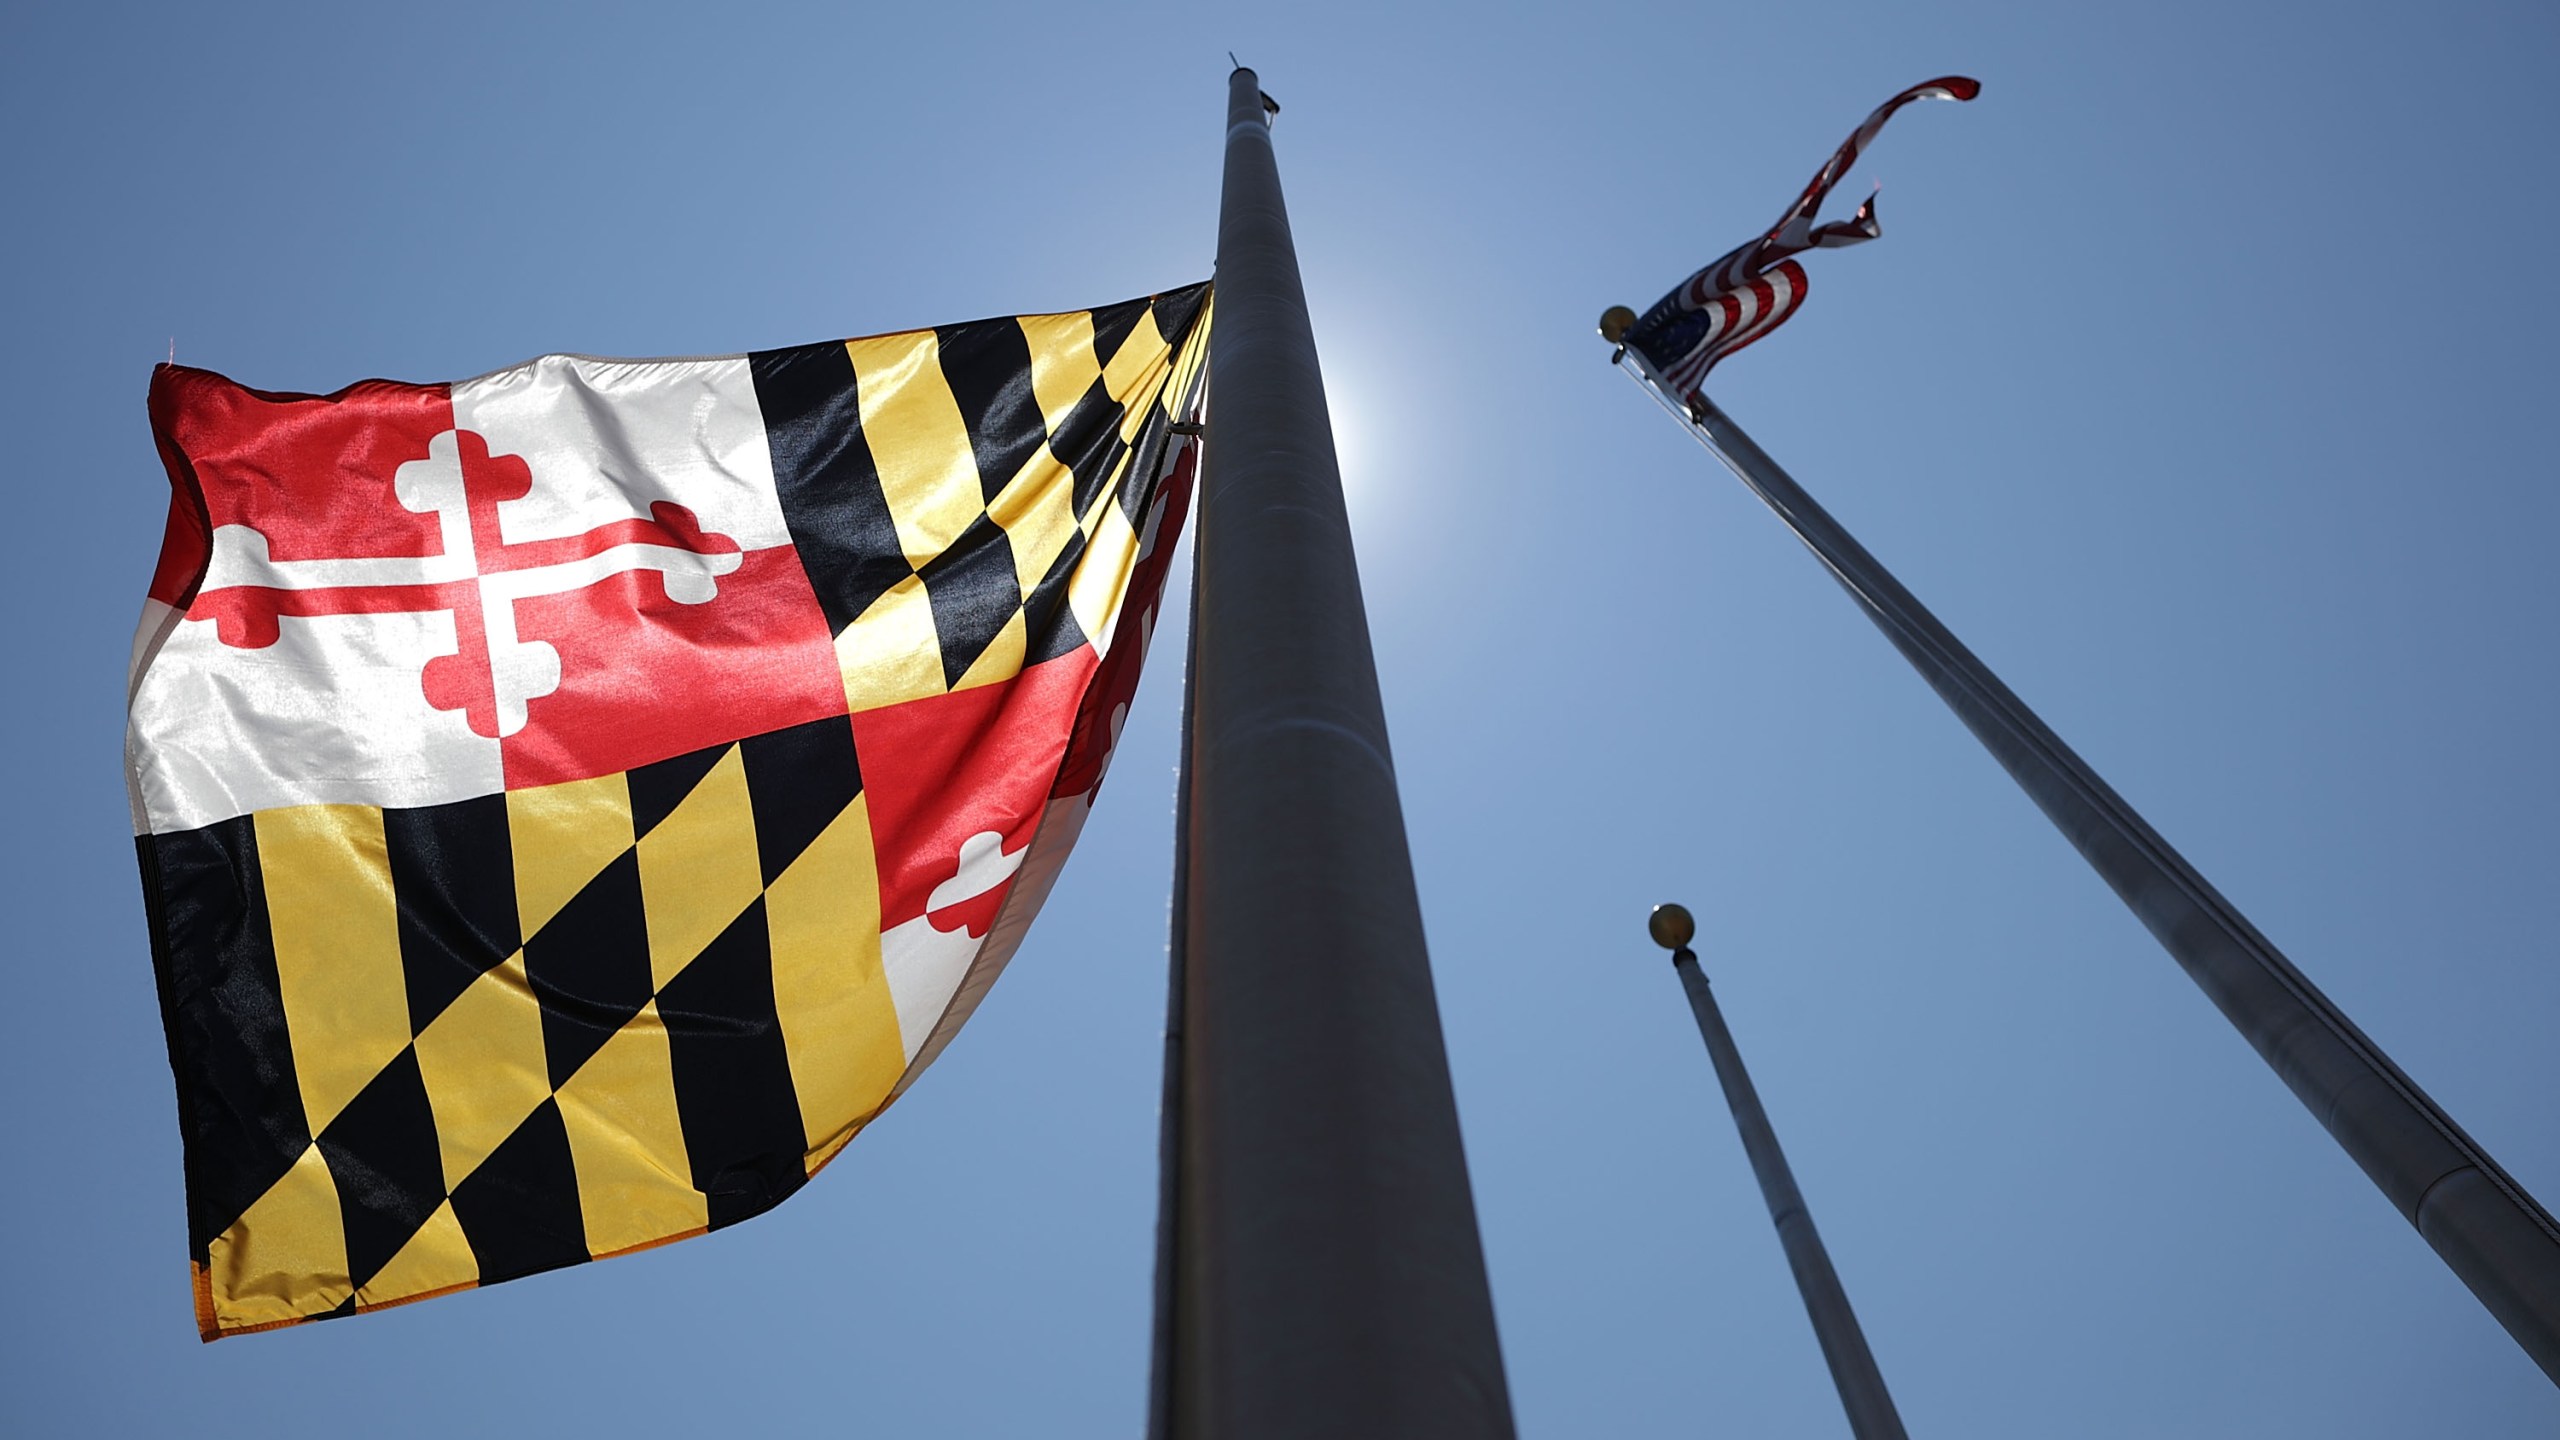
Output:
[[1145, 543, 1204, 1440], [1162, 67, 1517, 1437], [1672, 946, 1908, 1440], [1681, 390, 2560, 1384]]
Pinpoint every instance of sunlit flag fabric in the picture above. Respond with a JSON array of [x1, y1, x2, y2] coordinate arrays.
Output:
[[1624, 77, 1978, 399], [127, 284, 1212, 1340]]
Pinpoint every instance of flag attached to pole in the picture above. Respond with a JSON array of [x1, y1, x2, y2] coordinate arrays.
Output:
[[1620, 77, 1978, 399], [128, 285, 1210, 1340]]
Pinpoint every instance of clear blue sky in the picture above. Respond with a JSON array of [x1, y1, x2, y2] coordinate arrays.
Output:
[[6, 0, 2555, 1433]]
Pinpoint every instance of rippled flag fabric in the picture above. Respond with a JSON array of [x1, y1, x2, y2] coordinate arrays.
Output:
[[128, 285, 1211, 1340], [1624, 77, 1978, 399]]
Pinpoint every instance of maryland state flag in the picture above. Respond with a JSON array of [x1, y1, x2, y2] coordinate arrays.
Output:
[[126, 285, 1210, 1340]]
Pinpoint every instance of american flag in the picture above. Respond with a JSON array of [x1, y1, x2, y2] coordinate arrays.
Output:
[[1626, 76, 1979, 401]]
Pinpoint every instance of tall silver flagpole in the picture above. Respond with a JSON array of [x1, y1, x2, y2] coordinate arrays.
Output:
[[1608, 333, 2560, 1385], [1648, 903, 1909, 1440], [1150, 69, 1518, 1438]]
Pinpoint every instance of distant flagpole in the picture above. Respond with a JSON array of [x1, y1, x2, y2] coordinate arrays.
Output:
[[1646, 904, 1908, 1440], [1610, 342, 2560, 1385], [1149, 68, 1517, 1437]]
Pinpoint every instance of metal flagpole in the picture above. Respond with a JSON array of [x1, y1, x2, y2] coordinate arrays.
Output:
[[1152, 68, 1518, 1437], [1144, 534, 1203, 1440], [1647, 903, 1908, 1440], [1610, 342, 2560, 1385]]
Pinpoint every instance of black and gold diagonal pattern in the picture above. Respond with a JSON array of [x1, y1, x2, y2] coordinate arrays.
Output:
[[750, 283, 1210, 709], [135, 284, 1213, 1342], [146, 716, 900, 1338]]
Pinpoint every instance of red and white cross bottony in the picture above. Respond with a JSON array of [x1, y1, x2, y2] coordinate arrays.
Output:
[[130, 356, 846, 833]]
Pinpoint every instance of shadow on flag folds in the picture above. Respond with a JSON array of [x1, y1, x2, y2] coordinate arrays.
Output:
[[126, 284, 1212, 1340]]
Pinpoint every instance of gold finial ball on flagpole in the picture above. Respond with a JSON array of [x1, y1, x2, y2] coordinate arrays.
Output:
[[1647, 902, 1695, 951], [1598, 306, 1637, 344]]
